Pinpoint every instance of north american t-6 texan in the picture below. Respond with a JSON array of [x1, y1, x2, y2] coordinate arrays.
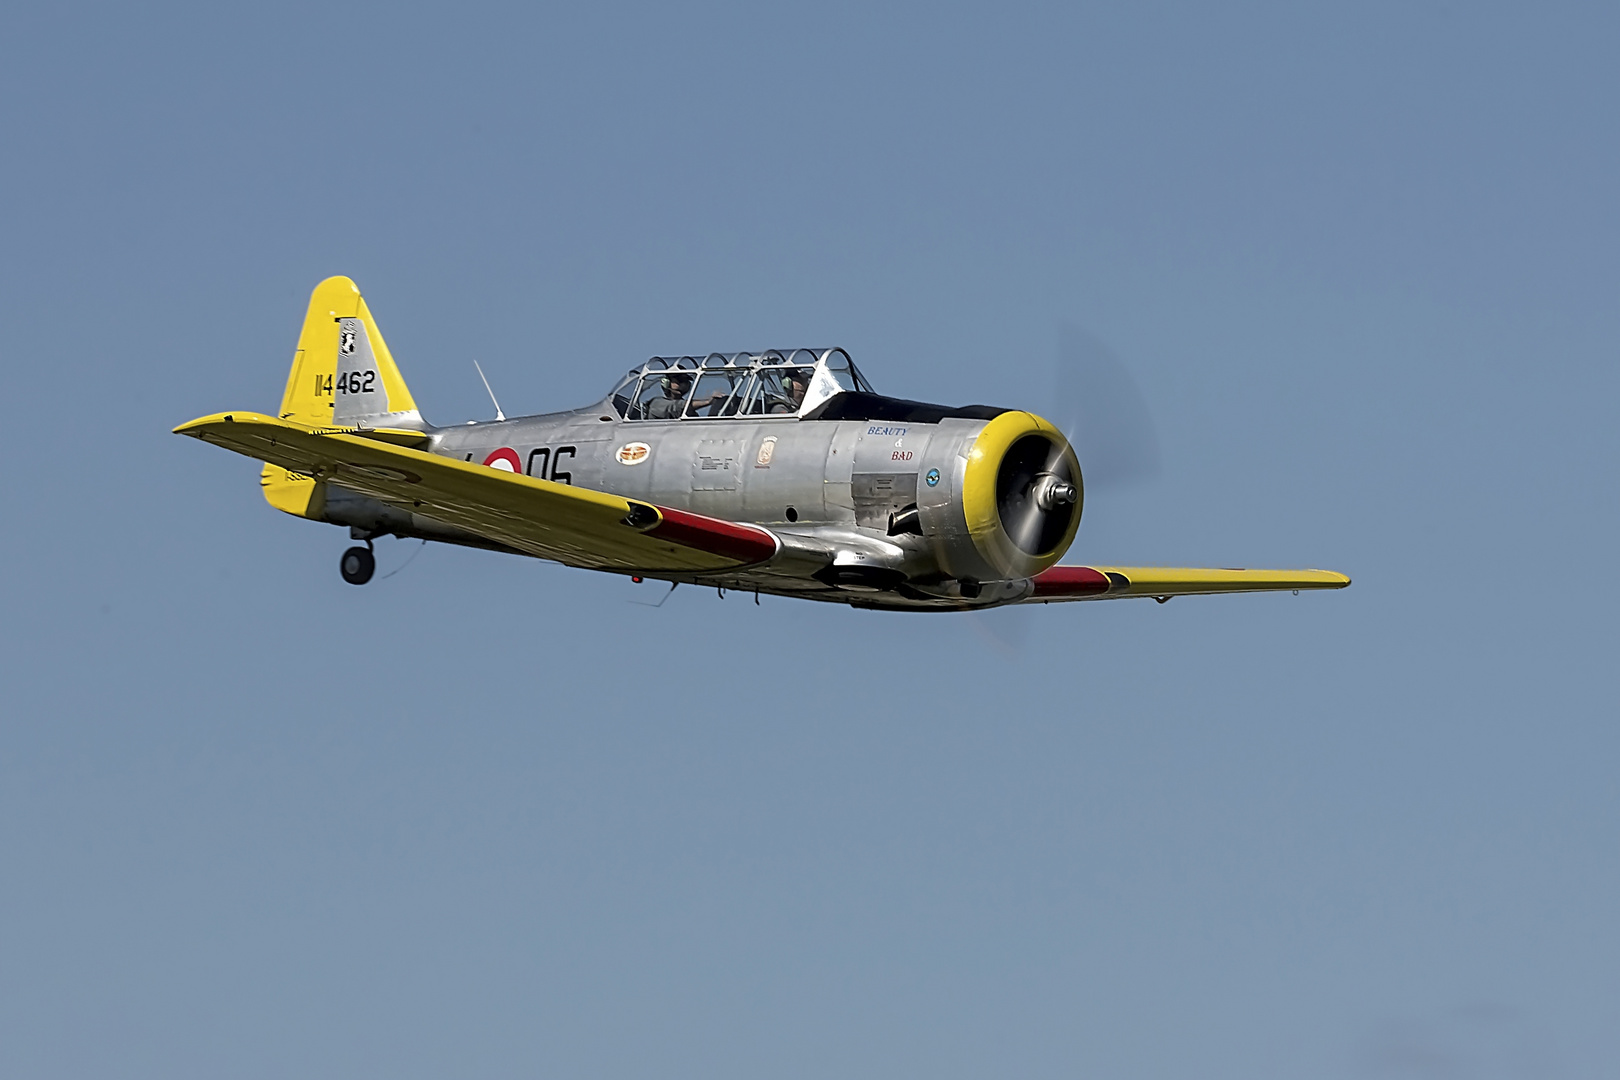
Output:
[[176, 277, 1350, 611]]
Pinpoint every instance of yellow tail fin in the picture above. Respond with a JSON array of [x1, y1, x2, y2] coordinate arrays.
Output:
[[263, 277, 422, 518]]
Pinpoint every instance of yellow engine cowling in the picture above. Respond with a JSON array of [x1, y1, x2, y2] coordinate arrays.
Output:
[[920, 411, 1083, 583]]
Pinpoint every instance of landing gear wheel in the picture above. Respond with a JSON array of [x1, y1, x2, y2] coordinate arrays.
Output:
[[340, 545, 375, 585]]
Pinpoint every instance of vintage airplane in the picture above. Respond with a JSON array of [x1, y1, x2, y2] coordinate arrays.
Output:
[[175, 277, 1349, 611]]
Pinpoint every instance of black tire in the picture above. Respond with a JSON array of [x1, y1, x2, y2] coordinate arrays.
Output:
[[340, 546, 375, 585]]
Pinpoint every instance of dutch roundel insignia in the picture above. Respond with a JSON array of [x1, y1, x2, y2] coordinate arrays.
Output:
[[482, 447, 522, 472]]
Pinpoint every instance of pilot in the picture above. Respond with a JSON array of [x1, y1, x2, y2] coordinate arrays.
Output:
[[767, 368, 814, 414], [645, 372, 693, 419]]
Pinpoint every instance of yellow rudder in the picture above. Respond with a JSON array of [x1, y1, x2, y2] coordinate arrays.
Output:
[[262, 276, 422, 518]]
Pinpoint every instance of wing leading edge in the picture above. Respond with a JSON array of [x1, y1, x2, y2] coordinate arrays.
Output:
[[174, 412, 778, 574], [1027, 564, 1350, 602]]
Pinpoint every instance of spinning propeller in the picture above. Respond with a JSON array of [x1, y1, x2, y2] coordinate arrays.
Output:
[[995, 431, 1080, 557], [995, 327, 1160, 559], [1053, 326, 1161, 494], [971, 327, 1161, 651]]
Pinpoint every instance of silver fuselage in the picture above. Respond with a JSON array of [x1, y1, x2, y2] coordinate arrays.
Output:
[[321, 397, 1030, 609]]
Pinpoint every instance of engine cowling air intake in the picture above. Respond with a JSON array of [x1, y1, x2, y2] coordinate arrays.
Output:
[[959, 411, 1083, 581]]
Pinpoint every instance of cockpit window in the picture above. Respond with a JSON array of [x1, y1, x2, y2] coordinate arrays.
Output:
[[823, 349, 873, 393], [615, 348, 873, 420], [737, 366, 814, 415], [609, 371, 639, 418], [686, 370, 745, 417]]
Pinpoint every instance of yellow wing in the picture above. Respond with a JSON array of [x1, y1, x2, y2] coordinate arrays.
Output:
[[1028, 564, 1349, 602], [175, 412, 778, 574]]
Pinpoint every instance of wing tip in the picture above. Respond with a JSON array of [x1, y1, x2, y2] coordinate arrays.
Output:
[[173, 413, 220, 436], [173, 411, 276, 436]]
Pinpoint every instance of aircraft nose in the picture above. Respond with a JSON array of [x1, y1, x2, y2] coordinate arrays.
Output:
[[1034, 475, 1078, 511]]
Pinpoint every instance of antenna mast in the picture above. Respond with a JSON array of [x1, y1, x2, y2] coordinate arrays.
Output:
[[472, 360, 506, 421]]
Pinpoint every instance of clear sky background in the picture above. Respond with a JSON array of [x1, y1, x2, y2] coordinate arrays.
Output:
[[3, 3, 1617, 1077]]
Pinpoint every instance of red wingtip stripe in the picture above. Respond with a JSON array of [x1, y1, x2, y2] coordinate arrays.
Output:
[[1030, 565, 1111, 597], [647, 506, 779, 566]]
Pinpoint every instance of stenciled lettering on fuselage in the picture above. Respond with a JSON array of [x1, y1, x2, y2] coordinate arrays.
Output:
[[467, 444, 578, 485], [867, 425, 907, 437]]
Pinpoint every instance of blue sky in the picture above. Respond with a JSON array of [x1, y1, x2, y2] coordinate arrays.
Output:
[[2, 3, 1616, 1077]]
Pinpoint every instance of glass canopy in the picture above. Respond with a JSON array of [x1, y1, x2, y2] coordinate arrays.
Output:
[[609, 348, 874, 420]]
